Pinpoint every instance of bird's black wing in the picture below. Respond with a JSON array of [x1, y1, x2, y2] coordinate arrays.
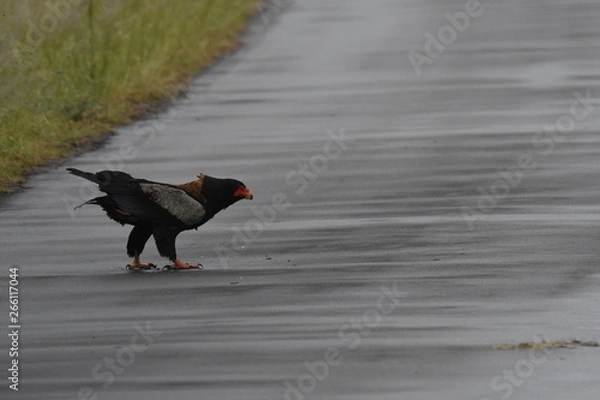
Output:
[[68, 168, 206, 227]]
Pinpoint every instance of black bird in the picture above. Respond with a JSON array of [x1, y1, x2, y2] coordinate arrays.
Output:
[[67, 168, 253, 269]]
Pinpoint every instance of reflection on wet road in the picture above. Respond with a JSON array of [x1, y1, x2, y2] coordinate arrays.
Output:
[[1, 0, 600, 399]]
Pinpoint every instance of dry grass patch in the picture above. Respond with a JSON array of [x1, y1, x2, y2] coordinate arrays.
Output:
[[493, 339, 600, 350]]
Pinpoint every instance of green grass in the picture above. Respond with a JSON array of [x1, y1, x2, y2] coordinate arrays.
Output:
[[0, 0, 257, 192]]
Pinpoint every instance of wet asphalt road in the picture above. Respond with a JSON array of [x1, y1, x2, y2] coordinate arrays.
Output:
[[2, 0, 600, 399]]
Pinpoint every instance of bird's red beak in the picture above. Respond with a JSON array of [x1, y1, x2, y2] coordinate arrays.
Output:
[[234, 186, 254, 200]]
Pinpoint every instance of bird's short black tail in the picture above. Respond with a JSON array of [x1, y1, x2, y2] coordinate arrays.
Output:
[[67, 168, 101, 184], [73, 197, 102, 210], [67, 168, 135, 191]]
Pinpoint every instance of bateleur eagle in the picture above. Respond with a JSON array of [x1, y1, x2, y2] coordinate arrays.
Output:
[[67, 168, 253, 269]]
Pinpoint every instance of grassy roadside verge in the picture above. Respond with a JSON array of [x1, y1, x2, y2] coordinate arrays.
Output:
[[0, 0, 258, 192]]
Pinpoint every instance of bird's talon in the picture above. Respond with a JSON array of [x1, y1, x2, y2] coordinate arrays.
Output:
[[127, 261, 156, 270], [163, 262, 202, 270]]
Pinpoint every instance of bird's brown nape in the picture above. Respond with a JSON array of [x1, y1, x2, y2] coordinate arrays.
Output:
[[177, 174, 207, 203]]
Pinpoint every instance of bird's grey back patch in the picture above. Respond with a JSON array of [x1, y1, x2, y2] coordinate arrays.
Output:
[[139, 183, 205, 226]]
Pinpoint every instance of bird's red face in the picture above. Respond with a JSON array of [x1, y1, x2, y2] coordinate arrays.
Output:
[[233, 185, 254, 200]]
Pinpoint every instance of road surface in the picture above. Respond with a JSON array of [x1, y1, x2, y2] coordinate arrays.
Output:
[[2, 0, 600, 399]]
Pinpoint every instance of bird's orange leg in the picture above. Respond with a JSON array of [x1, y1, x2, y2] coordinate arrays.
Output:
[[127, 255, 156, 270], [164, 258, 202, 270]]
